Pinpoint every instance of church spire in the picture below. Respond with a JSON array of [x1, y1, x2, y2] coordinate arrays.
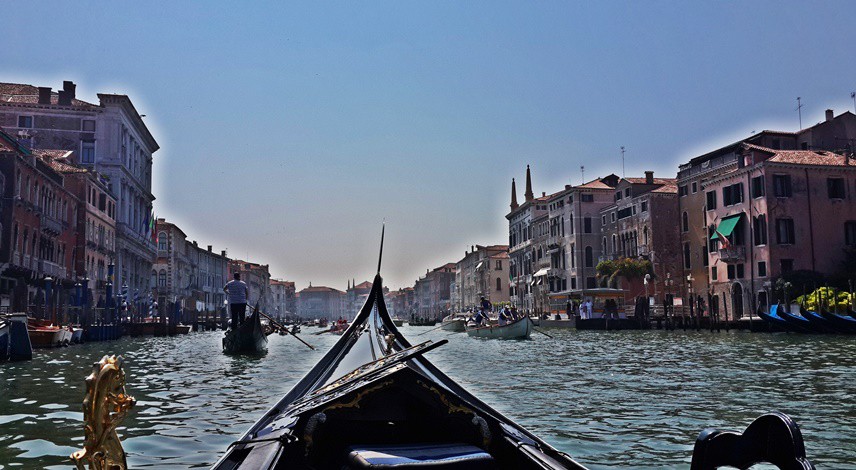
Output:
[[510, 178, 519, 210], [524, 165, 534, 202]]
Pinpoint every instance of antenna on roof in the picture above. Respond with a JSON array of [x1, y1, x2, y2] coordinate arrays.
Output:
[[796, 97, 804, 130], [620, 146, 626, 178], [377, 221, 385, 275], [851, 92, 855, 113]]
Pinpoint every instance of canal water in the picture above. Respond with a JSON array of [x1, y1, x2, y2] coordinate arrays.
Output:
[[1, 327, 854, 469]]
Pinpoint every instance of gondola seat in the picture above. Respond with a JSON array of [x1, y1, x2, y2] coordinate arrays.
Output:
[[345, 443, 497, 469]]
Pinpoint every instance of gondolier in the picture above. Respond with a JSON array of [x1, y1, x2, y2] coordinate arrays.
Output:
[[224, 273, 249, 329]]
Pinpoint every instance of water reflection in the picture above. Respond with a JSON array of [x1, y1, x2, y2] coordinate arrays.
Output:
[[0, 328, 854, 469]]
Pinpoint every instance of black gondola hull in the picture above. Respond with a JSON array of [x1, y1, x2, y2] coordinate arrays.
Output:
[[222, 310, 268, 354]]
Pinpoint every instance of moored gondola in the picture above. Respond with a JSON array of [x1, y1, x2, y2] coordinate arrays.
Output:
[[212, 271, 585, 469], [222, 307, 268, 355], [818, 309, 856, 334]]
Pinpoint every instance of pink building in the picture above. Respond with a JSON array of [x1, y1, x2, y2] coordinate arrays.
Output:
[[704, 143, 856, 319]]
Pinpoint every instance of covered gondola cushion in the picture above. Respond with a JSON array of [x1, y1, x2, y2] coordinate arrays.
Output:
[[345, 443, 496, 468]]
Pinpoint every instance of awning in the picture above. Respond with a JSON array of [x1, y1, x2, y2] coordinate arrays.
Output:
[[710, 214, 742, 240], [534, 268, 550, 277]]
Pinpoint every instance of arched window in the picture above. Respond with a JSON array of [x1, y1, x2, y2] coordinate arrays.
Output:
[[496, 277, 502, 292], [158, 232, 167, 251], [682, 212, 689, 232], [151, 270, 157, 286], [158, 269, 167, 287], [584, 246, 593, 267]]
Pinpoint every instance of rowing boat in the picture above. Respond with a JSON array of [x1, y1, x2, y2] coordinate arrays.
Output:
[[466, 315, 532, 339], [440, 314, 466, 332], [222, 308, 268, 355], [212, 272, 584, 469]]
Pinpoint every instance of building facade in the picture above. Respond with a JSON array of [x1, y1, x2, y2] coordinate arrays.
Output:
[[454, 244, 509, 311], [270, 279, 297, 320], [599, 172, 680, 305], [704, 144, 856, 319], [413, 263, 455, 319], [298, 285, 344, 319], [0, 132, 78, 315], [228, 259, 272, 311], [0, 81, 159, 302]]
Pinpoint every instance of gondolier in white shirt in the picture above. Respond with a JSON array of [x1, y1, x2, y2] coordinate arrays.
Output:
[[224, 272, 249, 329]]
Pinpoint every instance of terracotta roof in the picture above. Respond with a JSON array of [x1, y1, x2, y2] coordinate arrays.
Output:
[[301, 286, 344, 294], [623, 177, 677, 186], [744, 143, 855, 167], [576, 180, 613, 189], [35, 150, 87, 174], [0, 82, 97, 108], [352, 281, 372, 290]]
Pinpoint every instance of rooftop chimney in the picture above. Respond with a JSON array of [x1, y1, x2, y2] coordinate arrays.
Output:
[[208, 245, 213, 252], [826, 109, 834, 122], [524, 165, 534, 202], [510, 178, 519, 210], [542, 191, 546, 197], [645, 171, 654, 184], [221, 250, 227, 257], [57, 81, 76, 106], [37, 87, 51, 105]]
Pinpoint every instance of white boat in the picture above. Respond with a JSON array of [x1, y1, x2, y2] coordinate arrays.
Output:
[[466, 316, 532, 339], [440, 314, 466, 332]]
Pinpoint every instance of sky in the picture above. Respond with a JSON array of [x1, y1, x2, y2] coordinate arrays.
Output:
[[2, 1, 856, 290]]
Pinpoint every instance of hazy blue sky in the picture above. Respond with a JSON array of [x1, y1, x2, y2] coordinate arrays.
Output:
[[3, 1, 855, 289]]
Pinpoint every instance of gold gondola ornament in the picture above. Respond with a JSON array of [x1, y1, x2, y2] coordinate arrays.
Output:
[[71, 355, 136, 470]]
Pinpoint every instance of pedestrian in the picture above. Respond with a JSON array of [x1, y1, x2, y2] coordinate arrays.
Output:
[[224, 272, 249, 329]]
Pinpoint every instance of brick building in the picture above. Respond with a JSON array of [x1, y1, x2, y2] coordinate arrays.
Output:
[[599, 172, 679, 305], [0, 80, 159, 302], [0, 130, 78, 316]]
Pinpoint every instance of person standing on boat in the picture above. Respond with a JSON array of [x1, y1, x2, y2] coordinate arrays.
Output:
[[224, 273, 249, 329], [480, 296, 492, 313]]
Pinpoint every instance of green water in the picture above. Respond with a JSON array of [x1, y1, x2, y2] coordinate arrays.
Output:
[[1, 327, 854, 469]]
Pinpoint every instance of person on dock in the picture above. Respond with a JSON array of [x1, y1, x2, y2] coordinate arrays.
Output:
[[224, 273, 249, 329]]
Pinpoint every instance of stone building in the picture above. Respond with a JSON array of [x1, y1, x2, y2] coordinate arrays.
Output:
[[453, 244, 509, 311], [703, 144, 856, 319], [298, 285, 344, 319], [345, 280, 373, 318], [599, 172, 680, 305], [270, 279, 296, 320], [228, 259, 272, 311], [187, 241, 229, 322], [0, 131, 78, 315], [39, 150, 117, 306], [0, 81, 159, 302], [413, 263, 455, 319], [677, 110, 856, 301], [507, 165, 620, 314], [385, 287, 414, 319]]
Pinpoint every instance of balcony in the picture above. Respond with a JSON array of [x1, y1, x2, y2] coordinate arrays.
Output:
[[41, 213, 63, 235], [38, 260, 66, 279], [719, 246, 746, 263]]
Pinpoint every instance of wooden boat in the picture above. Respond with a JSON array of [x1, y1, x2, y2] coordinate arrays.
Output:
[[212, 272, 585, 469], [818, 309, 856, 334], [799, 307, 837, 333], [758, 306, 792, 331], [440, 314, 466, 332], [28, 318, 71, 347], [776, 306, 824, 333], [391, 317, 404, 327], [0, 317, 9, 361], [71, 327, 84, 343], [222, 309, 268, 355], [466, 315, 532, 339]]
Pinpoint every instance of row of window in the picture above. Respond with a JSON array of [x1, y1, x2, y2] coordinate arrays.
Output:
[[17, 115, 95, 132], [705, 175, 849, 211]]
